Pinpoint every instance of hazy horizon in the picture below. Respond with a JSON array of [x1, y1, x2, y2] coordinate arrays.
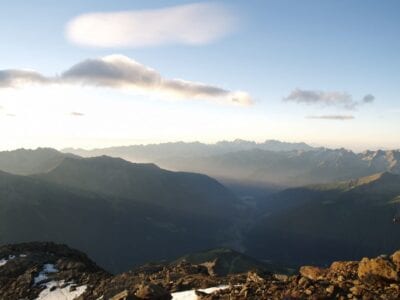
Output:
[[1, 138, 399, 153]]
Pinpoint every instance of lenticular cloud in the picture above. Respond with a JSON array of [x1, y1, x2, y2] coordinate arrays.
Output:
[[66, 3, 237, 48]]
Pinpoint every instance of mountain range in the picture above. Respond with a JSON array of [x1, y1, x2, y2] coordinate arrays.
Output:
[[63, 139, 314, 162], [63, 141, 400, 192], [1, 143, 400, 276]]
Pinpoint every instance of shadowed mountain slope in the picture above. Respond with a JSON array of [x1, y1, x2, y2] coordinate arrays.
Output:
[[37, 155, 238, 218], [0, 157, 240, 273], [245, 172, 400, 267]]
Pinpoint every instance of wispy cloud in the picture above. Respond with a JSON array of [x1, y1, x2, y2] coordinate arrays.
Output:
[[66, 3, 237, 48], [362, 94, 375, 103], [0, 55, 252, 106], [0, 70, 49, 88], [306, 115, 355, 120], [283, 88, 374, 110], [70, 112, 85, 117]]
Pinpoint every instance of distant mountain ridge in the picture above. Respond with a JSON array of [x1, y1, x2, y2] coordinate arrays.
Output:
[[62, 142, 400, 188], [63, 139, 315, 162], [157, 148, 400, 188]]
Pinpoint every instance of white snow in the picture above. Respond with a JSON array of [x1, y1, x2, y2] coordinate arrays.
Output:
[[0, 254, 16, 267], [34, 264, 58, 285], [171, 285, 229, 300], [35, 280, 87, 300], [43, 264, 58, 273]]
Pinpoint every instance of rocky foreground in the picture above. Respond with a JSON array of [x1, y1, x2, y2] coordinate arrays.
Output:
[[2, 242, 400, 299]]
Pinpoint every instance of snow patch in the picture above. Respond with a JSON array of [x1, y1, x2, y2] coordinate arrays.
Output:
[[34, 264, 58, 285], [171, 285, 229, 300], [35, 280, 87, 300], [0, 254, 16, 267]]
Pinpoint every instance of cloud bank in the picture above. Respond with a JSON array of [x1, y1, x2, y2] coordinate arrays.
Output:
[[306, 115, 355, 120], [283, 88, 374, 110], [66, 3, 236, 48], [0, 55, 252, 106]]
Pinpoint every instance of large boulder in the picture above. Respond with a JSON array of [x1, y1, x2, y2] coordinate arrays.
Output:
[[329, 261, 359, 279], [358, 257, 398, 281], [299, 266, 327, 281]]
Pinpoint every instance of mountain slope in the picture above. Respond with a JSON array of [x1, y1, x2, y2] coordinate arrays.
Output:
[[245, 172, 400, 267], [37, 155, 238, 218], [0, 148, 77, 175], [0, 160, 239, 273]]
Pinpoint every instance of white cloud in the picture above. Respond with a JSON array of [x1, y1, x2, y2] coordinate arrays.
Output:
[[0, 55, 252, 106], [66, 3, 237, 48], [283, 88, 375, 110]]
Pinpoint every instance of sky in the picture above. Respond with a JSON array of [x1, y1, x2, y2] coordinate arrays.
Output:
[[0, 0, 399, 151]]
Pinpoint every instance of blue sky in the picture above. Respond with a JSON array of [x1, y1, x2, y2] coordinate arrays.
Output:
[[0, 0, 399, 151]]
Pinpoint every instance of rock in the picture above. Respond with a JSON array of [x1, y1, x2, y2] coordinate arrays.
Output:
[[246, 271, 265, 284], [4, 242, 400, 300], [358, 257, 398, 281], [300, 266, 327, 281], [350, 286, 362, 296], [305, 289, 313, 295], [273, 274, 289, 282], [134, 283, 171, 300], [391, 251, 400, 271], [195, 290, 217, 300], [330, 261, 359, 276], [110, 290, 138, 300], [298, 276, 309, 287], [239, 285, 249, 295], [326, 285, 335, 294]]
